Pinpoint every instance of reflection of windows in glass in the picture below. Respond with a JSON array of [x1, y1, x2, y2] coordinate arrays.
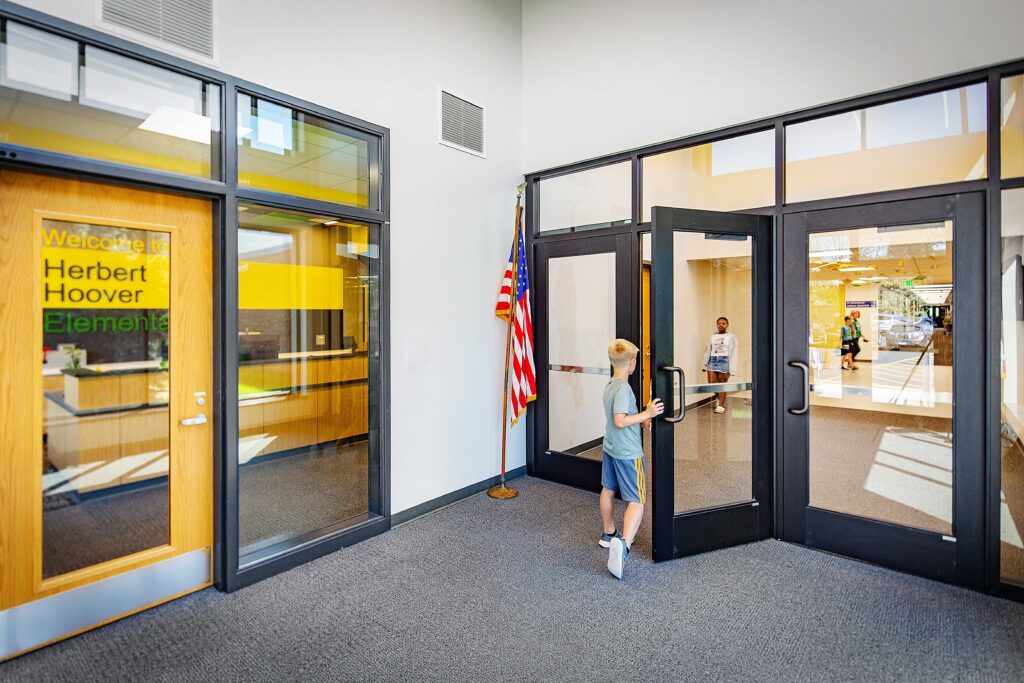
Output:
[[786, 113, 860, 163], [237, 94, 374, 208], [0, 22, 220, 177], [786, 85, 987, 203], [867, 85, 986, 148], [249, 100, 293, 155], [709, 130, 775, 176], [1003, 75, 1024, 179], [539, 162, 631, 233], [642, 130, 774, 220], [238, 227, 295, 260], [1, 22, 77, 99]]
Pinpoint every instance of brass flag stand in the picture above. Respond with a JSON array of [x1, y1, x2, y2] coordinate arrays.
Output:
[[488, 184, 527, 500]]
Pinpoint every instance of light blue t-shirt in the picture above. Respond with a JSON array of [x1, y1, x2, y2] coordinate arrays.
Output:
[[602, 378, 643, 460]]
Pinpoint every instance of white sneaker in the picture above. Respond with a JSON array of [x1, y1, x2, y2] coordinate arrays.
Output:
[[608, 537, 628, 579], [714, 405, 725, 414]]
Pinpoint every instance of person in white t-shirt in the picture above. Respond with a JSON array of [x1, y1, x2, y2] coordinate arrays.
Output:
[[702, 317, 739, 414]]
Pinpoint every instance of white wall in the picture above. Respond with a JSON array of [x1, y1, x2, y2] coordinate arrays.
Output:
[[522, 0, 1024, 171], [15, 0, 525, 514]]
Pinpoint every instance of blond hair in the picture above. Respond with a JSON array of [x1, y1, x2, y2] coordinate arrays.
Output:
[[608, 338, 639, 371]]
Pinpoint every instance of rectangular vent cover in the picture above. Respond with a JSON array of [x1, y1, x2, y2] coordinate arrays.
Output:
[[101, 0, 215, 58], [440, 90, 485, 156]]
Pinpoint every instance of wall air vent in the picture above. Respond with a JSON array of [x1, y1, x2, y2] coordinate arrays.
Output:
[[100, 0, 215, 59], [440, 90, 485, 157]]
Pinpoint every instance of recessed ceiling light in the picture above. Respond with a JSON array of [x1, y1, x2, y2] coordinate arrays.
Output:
[[809, 249, 852, 260], [139, 106, 212, 144], [837, 266, 876, 272]]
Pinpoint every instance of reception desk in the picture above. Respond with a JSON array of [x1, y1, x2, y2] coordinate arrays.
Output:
[[44, 363, 169, 494], [238, 352, 369, 459], [44, 352, 368, 495]]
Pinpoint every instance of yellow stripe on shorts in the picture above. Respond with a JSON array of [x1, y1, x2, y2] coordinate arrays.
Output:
[[635, 457, 646, 504]]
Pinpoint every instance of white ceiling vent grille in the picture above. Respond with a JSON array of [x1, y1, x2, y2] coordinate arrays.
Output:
[[101, 0, 215, 59], [440, 90, 485, 157]]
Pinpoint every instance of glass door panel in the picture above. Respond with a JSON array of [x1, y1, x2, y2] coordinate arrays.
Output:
[[235, 205, 379, 565], [807, 222, 954, 534], [642, 231, 755, 514], [781, 194, 985, 588], [547, 252, 615, 461], [41, 219, 172, 578], [1000, 187, 1024, 586], [649, 207, 772, 562], [533, 233, 633, 490]]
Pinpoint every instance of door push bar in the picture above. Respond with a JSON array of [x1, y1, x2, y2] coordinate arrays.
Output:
[[661, 365, 685, 423], [788, 361, 809, 415]]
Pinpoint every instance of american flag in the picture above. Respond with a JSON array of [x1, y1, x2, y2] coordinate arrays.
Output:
[[495, 205, 536, 425]]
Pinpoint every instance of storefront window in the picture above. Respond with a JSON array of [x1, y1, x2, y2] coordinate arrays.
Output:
[[236, 203, 379, 561], [1000, 187, 1024, 585], [1003, 75, 1024, 179], [539, 162, 631, 233], [0, 21, 221, 178], [237, 93, 375, 209], [642, 129, 774, 220], [786, 84, 987, 203]]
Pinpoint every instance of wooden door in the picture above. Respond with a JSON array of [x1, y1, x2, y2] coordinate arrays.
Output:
[[0, 170, 213, 659]]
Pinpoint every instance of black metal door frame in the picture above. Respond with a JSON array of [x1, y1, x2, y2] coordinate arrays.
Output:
[[779, 193, 986, 588], [649, 207, 774, 562], [531, 231, 637, 491]]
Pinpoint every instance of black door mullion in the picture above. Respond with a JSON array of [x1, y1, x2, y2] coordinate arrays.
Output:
[[650, 209, 675, 561], [780, 213, 809, 543], [752, 213, 775, 540], [952, 192, 986, 588]]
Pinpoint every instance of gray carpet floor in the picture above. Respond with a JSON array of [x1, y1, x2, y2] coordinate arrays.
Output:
[[239, 440, 369, 555], [7, 476, 1024, 682], [41, 440, 370, 576], [42, 483, 169, 578]]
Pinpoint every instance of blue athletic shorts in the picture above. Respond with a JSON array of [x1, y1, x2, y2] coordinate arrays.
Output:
[[601, 452, 647, 504]]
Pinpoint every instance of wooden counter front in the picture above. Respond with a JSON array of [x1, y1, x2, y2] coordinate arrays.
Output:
[[62, 369, 168, 412], [44, 355, 369, 495], [239, 354, 369, 459]]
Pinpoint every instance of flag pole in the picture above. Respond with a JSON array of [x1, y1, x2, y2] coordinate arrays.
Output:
[[488, 183, 527, 500]]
